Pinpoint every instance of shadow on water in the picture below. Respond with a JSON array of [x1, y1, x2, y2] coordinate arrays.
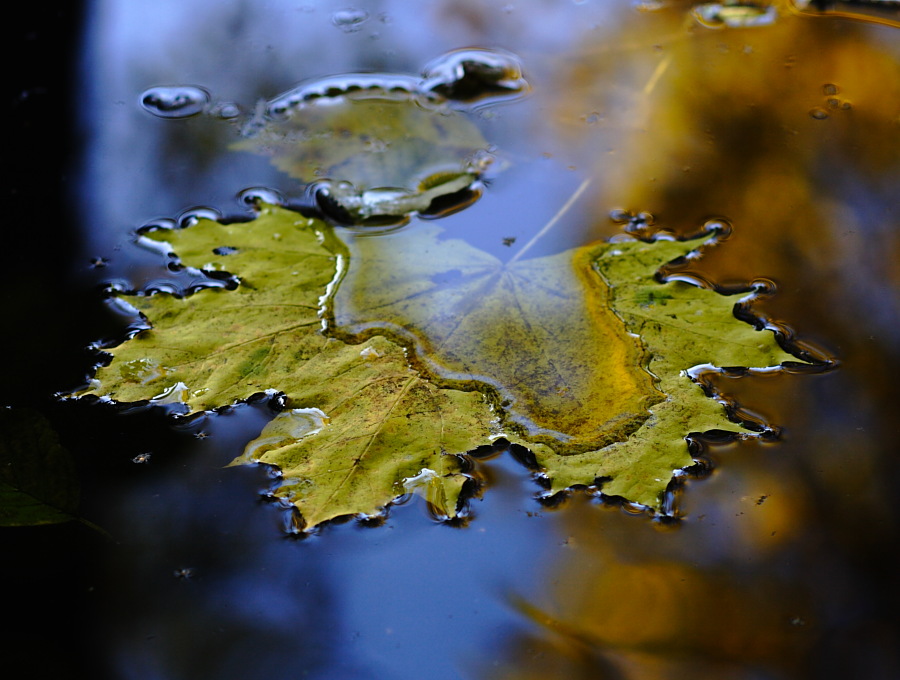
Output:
[[3, 1, 900, 679]]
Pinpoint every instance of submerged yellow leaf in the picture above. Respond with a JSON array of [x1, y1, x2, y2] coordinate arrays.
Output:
[[333, 225, 661, 451]]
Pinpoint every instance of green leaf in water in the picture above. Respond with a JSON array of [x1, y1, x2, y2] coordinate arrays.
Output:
[[80, 204, 801, 526], [0, 409, 80, 526], [538, 234, 795, 505], [81, 207, 493, 528]]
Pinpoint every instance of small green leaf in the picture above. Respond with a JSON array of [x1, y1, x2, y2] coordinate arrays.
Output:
[[235, 97, 487, 190], [0, 409, 80, 526], [536, 235, 795, 506]]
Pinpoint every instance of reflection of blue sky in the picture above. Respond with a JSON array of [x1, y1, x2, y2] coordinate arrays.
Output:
[[77, 6, 623, 675], [100, 403, 562, 679], [77, 0, 621, 269]]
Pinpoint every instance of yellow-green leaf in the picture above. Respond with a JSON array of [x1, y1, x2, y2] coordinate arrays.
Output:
[[81, 204, 802, 525], [538, 235, 795, 506], [82, 206, 494, 527]]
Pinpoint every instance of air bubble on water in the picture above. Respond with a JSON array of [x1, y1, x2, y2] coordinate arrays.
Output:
[[138, 217, 177, 233], [265, 73, 420, 119], [693, 2, 778, 29], [632, 0, 665, 11], [238, 187, 284, 209], [421, 48, 530, 105], [140, 86, 210, 118], [609, 208, 656, 232], [178, 206, 222, 228], [809, 107, 829, 120], [211, 101, 242, 119], [332, 8, 370, 32], [823, 83, 839, 96], [609, 208, 632, 223]]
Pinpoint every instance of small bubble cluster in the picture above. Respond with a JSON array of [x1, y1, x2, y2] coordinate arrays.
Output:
[[610, 208, 656, 233], [809, 83, 852, 120]]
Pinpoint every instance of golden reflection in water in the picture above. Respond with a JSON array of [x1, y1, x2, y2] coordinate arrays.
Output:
[[479, 3, 899, 678], [546, 2, 899, 326], [484, 447, 821, 679]]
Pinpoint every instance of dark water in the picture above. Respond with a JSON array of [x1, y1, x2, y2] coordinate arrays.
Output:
[[4, 1, 900, 678]]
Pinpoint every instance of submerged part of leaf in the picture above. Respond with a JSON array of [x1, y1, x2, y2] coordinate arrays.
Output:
[[0, 409, 79, 526], [81, 206, 493, 527], [333, 224, 661, 450], [234, 94, 491, 222]]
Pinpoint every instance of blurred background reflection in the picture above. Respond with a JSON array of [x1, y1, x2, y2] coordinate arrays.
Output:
[[3, 1, 899, 678]]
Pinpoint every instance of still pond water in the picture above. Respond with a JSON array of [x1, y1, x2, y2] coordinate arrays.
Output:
[[4, 1, 900, 678]]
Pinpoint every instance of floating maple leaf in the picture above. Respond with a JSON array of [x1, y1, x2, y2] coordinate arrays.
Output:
[[80, 204, 802, 528]]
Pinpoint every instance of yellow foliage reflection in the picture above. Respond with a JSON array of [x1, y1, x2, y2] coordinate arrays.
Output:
[[480, 3, 898, 678]]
